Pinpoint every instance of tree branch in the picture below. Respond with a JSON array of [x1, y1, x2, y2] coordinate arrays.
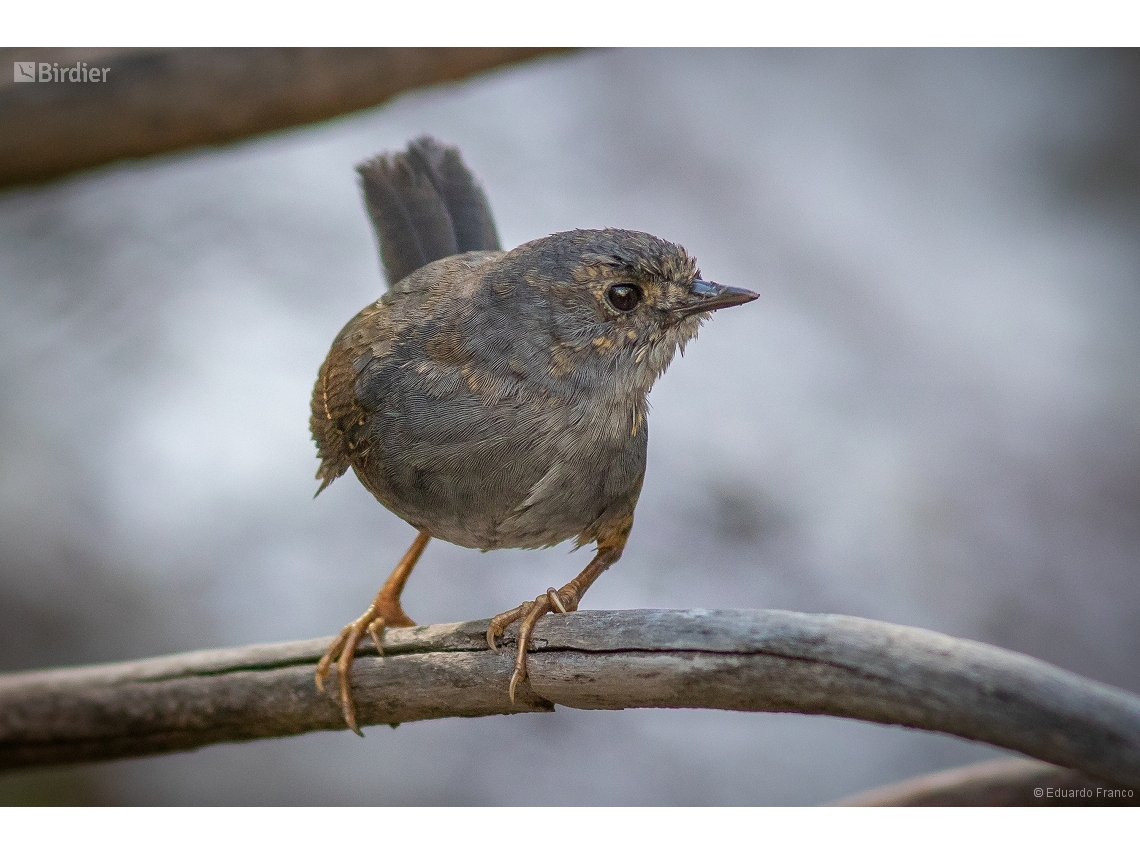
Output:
[[834, 757, 1140, 806], [0, 48, 571, 188], [1, 609, 1138, 788]]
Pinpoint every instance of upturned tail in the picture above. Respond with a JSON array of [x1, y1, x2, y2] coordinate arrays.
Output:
[[357, 136, 501, 288]]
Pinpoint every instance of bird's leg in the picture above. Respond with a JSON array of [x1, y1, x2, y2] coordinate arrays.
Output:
[[487, 524, 631, 703], [316, 529, 431, 734]]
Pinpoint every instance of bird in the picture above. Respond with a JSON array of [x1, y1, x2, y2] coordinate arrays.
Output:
[[311, 136, 758, 734]]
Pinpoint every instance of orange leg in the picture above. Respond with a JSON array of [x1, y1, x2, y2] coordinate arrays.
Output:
[[487, 524, 630, 703], [316, 529, 431, 734]]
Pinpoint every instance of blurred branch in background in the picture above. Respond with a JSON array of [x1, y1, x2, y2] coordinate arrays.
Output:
[[0, 47, 571, 188], [2, 608, 1138, 801], [837, 757, 1140, 806]]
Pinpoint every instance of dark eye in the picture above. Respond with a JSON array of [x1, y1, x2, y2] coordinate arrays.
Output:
[[606, 284, 642, 312]]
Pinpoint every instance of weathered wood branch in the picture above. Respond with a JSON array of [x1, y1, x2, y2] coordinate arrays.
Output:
[[0, 47, 571, 188], [1, 609, 1138, 788], [835, 757, 1140, 806]]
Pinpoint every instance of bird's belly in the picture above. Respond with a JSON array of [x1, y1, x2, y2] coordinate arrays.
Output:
[[354, 419, 645, 551]]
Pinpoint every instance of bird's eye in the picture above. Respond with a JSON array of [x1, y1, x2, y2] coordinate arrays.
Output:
[[606, 284, 642, 312]]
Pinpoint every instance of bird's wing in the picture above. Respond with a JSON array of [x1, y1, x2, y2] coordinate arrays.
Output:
[[310, 251, 505, 495], [309, 301, 388, 495]]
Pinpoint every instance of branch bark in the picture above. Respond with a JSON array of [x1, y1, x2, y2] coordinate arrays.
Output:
[[1, 609, 1138, 788], [0, 47, 570, 188]]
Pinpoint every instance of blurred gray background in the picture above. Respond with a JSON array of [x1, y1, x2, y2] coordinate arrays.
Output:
[[1, 48, 1138, 805]]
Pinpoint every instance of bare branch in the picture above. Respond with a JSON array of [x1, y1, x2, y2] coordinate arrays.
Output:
[[0, 48, 571, 188], [834, 757, 1140, 806], [1, 609, 1138, 788]]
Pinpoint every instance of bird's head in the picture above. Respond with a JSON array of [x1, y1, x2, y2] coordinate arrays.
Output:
[[496, 229, 758, 398]]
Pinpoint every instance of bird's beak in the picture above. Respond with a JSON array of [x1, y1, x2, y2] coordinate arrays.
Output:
[[674, 278, 759, 317]]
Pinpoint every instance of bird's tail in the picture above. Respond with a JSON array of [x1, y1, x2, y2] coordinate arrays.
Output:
[[356, 136, 501, 288]]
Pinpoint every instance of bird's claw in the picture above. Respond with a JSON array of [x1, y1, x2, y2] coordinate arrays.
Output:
[[315, 609, 389, 737], [486, 601, 528, 652], [366, 616, 386, 652], [487, 586, 579, 704], [546, 587, 568, 614]]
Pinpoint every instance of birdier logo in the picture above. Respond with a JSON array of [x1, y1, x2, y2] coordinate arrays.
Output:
[[12, 61, 110, 83]]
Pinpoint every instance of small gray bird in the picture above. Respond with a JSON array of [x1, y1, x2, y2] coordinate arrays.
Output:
[[312, 137, 757, 733]]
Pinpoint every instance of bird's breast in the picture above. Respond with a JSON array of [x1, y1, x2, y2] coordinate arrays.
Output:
[[354, 355, 648, 551]]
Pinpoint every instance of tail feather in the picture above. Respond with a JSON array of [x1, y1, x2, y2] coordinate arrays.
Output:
[[357, 136, 501, 288]]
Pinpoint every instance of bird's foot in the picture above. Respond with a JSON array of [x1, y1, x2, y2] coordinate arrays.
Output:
[[487, 585, 578, 704], [316, 598, 414, 735]]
